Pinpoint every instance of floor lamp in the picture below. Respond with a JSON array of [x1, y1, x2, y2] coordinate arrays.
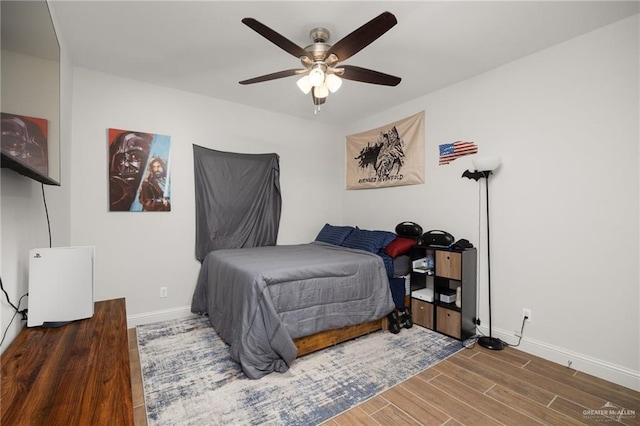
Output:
[[462, 157, 504, 350]]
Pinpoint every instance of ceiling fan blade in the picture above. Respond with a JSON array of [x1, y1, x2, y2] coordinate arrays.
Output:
[[325, 12, 397, 62], [239, 69, 303, 85], [242, 18, 310, 59], [340, 65, 401, 86]]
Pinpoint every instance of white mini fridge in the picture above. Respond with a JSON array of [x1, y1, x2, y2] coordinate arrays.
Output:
[[27, 246, 95, 327]]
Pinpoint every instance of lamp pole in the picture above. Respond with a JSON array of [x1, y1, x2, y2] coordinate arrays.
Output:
[[477, 171, 504, 350]]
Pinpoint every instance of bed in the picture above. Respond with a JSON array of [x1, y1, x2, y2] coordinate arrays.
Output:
[[191, 225, 411, 379]]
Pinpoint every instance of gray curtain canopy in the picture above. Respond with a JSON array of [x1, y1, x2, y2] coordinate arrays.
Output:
[[193, 145, 281, 262]]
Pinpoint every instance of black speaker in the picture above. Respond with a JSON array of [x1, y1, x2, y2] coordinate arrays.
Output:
[[395, 222, 423, 238], [421, 230, 454, 247]]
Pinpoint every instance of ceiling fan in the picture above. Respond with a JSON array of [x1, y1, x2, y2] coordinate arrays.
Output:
[[239, 12, 401, 112]]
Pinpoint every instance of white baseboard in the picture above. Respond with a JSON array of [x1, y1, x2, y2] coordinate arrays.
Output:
[[127, 305, 197, 328], [478, 325, 640, 392]]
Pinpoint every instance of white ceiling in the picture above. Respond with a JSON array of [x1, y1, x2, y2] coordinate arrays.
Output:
[[49, 1, 639, 125]]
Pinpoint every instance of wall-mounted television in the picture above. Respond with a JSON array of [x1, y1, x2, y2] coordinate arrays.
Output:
[[1, 1, 61, 186]]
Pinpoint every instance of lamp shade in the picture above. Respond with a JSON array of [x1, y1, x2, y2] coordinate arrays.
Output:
[[313, 83, 329, 99], [296, 75, 312, 94], [308, 67, 325, 87], [472, 156, 501, 172], [325, 73, 342, 93]]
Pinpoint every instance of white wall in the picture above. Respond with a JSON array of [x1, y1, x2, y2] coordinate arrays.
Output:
[[0, 33, 73, 353], [343, 16, 639, 389], [69, 68, 343, 324]]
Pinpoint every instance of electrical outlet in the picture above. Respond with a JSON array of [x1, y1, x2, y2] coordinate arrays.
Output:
[[522, 308, 532, 322], [160, 287, 168, 298]]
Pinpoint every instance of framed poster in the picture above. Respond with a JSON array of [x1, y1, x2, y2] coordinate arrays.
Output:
[[346, 111, 424, 190], [108, 128, 171, 212], [1, 112, 49, 177]]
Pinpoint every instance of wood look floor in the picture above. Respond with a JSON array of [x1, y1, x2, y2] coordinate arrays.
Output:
[[128, 328, 639, 426]]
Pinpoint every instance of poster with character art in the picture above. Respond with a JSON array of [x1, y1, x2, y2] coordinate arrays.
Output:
[[108, 128, 171, 212], [346, 111, 424, 189], [1, 112, 49, 176]]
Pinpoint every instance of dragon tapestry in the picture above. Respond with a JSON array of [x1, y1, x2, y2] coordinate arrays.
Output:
[[346, 111, 424, 190]]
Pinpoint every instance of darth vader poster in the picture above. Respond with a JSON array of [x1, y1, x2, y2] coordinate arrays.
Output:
[[1, 112, 49, 176], [108, 128, 171, 212]]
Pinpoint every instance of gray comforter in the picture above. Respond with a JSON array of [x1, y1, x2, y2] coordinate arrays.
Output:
[[191, 241, 395, 379]]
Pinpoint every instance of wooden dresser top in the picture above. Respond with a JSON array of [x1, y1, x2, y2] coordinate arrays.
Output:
[[1, 298, 134, 425]]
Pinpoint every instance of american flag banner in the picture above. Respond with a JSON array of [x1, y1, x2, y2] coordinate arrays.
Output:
[[438, 141, 478, 165]]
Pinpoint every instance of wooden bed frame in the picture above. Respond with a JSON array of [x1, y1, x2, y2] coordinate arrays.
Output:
[[293, 295, 407, 357], [294, 317, 388, 357]]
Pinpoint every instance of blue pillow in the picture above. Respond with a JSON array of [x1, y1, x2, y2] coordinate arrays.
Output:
[[341, 229, 396, 253], [315, 224, 354, 246]]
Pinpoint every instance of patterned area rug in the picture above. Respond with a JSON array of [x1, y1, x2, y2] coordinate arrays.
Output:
[[137, 316, 463, 425]]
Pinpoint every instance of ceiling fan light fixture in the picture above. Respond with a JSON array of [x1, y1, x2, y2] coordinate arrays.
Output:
[[240, 12, 401, 112], [313, 83, 329, 99], [308, 66, 325, 87], [325, 73, 342, 93], [296, 75, 312, 94]]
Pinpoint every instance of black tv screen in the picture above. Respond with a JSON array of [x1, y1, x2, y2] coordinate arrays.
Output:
[[1, 112, 57, 185], [1, 1, 60, 186]]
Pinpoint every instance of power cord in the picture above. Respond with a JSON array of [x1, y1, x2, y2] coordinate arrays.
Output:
[[464, 335, 480, 349], [464, 315, 528, 349], [42, 183, 52, 248], [0, 182, 51, 347], [1, 275, 20, 312], [508, 315, 528, 348], [0, 276, 29, 347]]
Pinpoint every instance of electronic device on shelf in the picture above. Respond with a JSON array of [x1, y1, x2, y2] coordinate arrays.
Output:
[[27, 246, 95, 327], [395, 221, 423, 238], [420, 230, 454, 247], [451, 238, 474, 250], [412, 287, 434, 303], [440, 289, 457, 304]]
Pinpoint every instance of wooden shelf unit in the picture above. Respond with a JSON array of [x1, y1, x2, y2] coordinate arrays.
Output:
[[410, 247, 477, 340]]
